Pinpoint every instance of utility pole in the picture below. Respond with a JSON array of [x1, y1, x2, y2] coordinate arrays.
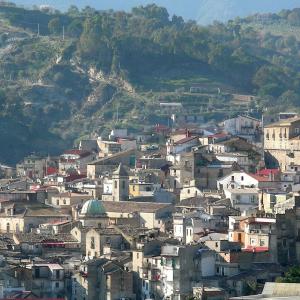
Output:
[[62, 25, 65, 41], [37, 23, 40, 37]]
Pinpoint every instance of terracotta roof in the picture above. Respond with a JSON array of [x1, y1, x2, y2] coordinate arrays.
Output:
[[243, 246, 269, 252], [257, 169, 280, 177], [248, 174, 272, 182]]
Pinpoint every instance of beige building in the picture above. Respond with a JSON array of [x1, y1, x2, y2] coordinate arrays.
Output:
[[264, 117, 300, 170], [87, 149, 136, 179], [0, 205, 70, 233], [72, 258, 135, 300], [101, 201, 173, 229], [85, 228, 124, 259], [16, 155, 47, 179], [50, 192, 91, 208]]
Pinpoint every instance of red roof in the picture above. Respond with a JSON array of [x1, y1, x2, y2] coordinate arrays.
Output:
[[47, 166, 58, 175], [243, 246, 269, 253], [248, 174, 272, 182], [65, 174, 86, 182], [257, 169, 280, 177], [63, 149, 92, 158]]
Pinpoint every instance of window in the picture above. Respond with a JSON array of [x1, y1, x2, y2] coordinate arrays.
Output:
[[114, 181, 117, 189], [187, 189, 190, 194], [137, 252, 139, 259], [90, 237, 95, 249], [283, 239, 287, 247], [56, 270, 60, 279], [56, 200, 59, 205], [122, 180, 125, 190], [231, 176, 235, 181], [55, 282, 59, 288], [284, 128, 287, 139], [238, 233, 242, 242], [295, 128, 300, 134], [241, 176, 244, 181], [63, 199, 66, 205], [35, 268, 40, 278], [6, 223, 10, 233], [132, 185, 135, 191], [260, 240, 265, 246]]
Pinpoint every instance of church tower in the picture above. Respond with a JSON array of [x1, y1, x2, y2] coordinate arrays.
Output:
[[112, 163, 129, 201]]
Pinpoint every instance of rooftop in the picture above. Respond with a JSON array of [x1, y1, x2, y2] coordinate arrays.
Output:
[[102, 201, 171, 213], [264, 116, 300, 128], [225, 188, 259, 194], [174, 136, 198, 145]]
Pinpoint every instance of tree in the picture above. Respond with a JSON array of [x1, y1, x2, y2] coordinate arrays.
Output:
[[279, 90, 299, 106], [67, 19, 83, 38], [67, 5, 80, 17], [287, 9, 300, 26], [276, 266, 300, 283], [48, 18, 61, 35]]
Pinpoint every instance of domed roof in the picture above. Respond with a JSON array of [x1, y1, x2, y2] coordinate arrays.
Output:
[[81, 199, 106, 216]]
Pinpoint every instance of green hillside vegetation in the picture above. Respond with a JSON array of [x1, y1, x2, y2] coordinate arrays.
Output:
[[1, 3, 300, 163]]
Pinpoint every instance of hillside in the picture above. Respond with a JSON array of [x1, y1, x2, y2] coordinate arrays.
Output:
[[1, 4, 300, 163]]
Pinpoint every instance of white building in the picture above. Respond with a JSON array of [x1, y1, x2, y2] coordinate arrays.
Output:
[[166, 136, 199, 155], [224, 188, 259, 212], [217, 171, 278, 190], [224, 115, 261, 140]]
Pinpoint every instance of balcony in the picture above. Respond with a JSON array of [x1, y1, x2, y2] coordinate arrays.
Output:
[[141, 264, 161, 281]]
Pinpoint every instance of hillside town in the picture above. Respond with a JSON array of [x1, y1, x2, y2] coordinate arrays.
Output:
[[1, 113, 300, 299]]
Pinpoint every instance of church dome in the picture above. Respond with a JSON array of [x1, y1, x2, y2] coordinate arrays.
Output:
[[81, 199, 106, 216]]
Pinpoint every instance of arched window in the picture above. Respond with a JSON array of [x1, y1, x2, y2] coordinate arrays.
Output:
[[6, 223, 10, 233]]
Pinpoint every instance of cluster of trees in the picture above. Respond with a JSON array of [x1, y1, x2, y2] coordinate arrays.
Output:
[[3, 3, 300, 107]]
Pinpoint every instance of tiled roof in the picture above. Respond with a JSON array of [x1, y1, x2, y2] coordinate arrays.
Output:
[[257, 169, 280, 176], [24, 208, 70, 217], [248, 174, 272, 182], [102, 201, 172, 213], [264, 116, 300, 128], [14, 233, 78, 243], [174, 136, 198, 145]]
